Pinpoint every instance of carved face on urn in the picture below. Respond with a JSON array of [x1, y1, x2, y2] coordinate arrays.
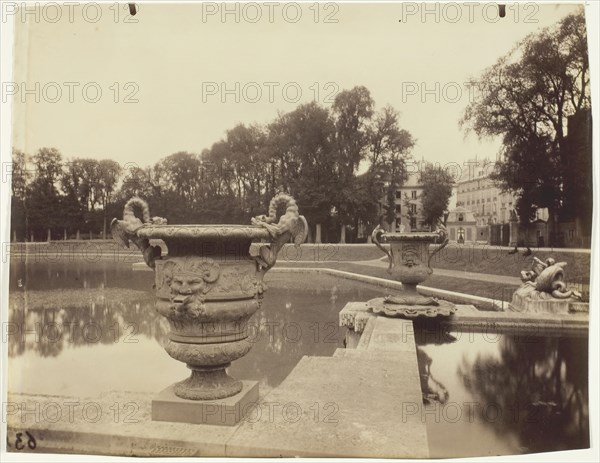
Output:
[[170, 274, 206, 301], [399, 245, 420, 268], [163, 258, 220, 309]]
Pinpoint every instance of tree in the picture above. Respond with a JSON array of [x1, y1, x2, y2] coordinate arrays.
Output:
[[265, 102, 338, 240], [461, 9, 590, 242], [332, 86, 375, 241], [225, 124, 268, 215], [457, 336, 588, 453], [26, 147, 63, 239], [10, 149, 30, 240], [97, 159, 122, 238], [420, 165, 454, 230], [368, 106, 414, 228], [10, 149, 29, 198], [348, 171, 382, 240], [118, 165, 157, 200]]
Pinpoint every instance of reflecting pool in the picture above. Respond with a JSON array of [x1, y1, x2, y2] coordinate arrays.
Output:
[[8, 259, 589, 457], [8, 260, 383, 396], [415, 326, 589, 457]]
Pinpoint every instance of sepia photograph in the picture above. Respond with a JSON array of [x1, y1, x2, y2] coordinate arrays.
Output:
[[1, 1, 598, 461]]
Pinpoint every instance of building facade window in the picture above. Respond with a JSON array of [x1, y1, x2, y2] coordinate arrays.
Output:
[[411, 190, 417, 199]]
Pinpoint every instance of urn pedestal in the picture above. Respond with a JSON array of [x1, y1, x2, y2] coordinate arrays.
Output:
[[111, 194, 307, 425], [368, 225, 456, 318]]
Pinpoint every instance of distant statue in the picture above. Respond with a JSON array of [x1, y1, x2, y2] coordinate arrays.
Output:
[[520, 257, 582, 300], [510, 255, 585, 314]]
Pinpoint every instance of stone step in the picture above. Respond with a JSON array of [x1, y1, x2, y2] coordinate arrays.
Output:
[[226, 354, 428, 458], [365, 317, 418, 353]]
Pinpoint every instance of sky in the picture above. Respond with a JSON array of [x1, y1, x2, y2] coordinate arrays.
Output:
[[9, 2, 584, 175]]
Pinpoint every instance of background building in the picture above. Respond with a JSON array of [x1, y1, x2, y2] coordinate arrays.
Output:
[[455, 161, 523, 226], [379, 171, 425, 232], [445, 207, 477, 243]]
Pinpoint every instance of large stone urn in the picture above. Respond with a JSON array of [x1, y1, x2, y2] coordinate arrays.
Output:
[[368, 225, 456, 318], [111, 193, 307, 424]]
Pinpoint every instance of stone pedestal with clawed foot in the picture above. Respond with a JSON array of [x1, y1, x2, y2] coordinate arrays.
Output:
[[111, 194, 307, 425]]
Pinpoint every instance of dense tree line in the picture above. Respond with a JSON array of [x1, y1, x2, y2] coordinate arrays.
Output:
[[11, 86, 424, 243], [462, 9, 591, 242], [11, 148, 121, 241]]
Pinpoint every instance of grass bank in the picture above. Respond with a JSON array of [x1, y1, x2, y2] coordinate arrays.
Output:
[[8, 240, 590, 288]]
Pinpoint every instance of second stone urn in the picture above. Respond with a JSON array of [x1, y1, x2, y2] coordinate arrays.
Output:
[[369, 224, 456, 318], [111, 193, 307, 423]]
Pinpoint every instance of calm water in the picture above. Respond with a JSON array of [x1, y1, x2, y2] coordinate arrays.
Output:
[[415, 324, 589, 457], [8, 259, 589, 457], [8, 260, 383, 396]]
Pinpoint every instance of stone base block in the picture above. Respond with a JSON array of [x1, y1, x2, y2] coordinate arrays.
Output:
[[152, 381, 259, 426], [509, 282, 589, 315]]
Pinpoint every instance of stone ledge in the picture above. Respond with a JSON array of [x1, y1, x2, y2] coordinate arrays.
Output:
[[340, 301, 588, 337], [225, 355, 428, 458], [5, 391, 238, 457], [441, 310, 589, 335], [366, 317, 418, 353], [417, 285, 503, 311]]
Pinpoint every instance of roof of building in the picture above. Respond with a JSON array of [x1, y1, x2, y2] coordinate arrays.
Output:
[[400, 172, 423, 188], [446, 206, 477, 224], [454, 158, 497, 184]]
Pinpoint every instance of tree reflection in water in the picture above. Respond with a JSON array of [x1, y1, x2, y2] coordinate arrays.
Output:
[[8, 289, 164, 358], [457, 334, 589, 453], [9, 261, 384, 392]]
